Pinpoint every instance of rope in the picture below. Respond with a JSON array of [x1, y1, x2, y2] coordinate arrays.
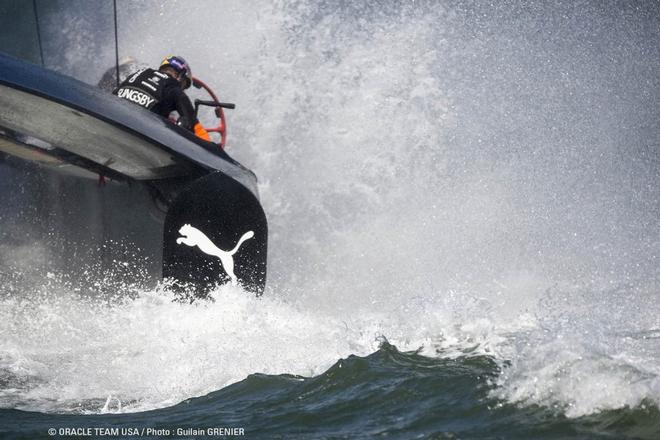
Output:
[[113, 0, 120, 88], [32, 0, 44, 66]]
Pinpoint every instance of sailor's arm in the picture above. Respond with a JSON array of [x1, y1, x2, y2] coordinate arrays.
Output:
[[174, 90, 211, 142]]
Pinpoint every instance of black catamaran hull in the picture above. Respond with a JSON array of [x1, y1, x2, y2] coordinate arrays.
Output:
[[0, 53, 267, 295]]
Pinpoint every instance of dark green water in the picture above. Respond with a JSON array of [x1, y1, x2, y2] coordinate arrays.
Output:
[[1, 343, 658, 440]]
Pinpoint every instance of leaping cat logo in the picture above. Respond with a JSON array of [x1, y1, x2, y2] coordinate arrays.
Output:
[[176, 224, 254, 285]]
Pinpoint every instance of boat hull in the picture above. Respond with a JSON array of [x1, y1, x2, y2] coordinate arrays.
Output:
[[0, 53, 267, 295]]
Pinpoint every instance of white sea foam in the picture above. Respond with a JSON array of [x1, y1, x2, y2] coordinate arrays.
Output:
[[0, 281, 378, 413]]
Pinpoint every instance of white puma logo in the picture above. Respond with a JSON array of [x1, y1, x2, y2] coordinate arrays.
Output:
[[176, 224, 254, 285]]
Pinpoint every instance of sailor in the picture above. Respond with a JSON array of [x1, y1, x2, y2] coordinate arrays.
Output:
[[113, 55, 211, 141]]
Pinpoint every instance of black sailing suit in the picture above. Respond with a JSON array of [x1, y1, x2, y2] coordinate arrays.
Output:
[[113, 68, 198, 131]]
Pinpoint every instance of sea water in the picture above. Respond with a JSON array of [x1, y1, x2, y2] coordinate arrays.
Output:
[[1, 1, 659, 439]]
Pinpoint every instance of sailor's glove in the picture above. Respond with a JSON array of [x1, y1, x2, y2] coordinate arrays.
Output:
[[193, 122, 211, 142]]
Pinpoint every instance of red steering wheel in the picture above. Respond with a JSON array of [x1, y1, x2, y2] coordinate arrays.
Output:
[[192, 77, 230, 149]]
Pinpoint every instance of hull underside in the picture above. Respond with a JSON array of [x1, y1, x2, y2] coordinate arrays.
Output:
[[1, 155, 165, 295]]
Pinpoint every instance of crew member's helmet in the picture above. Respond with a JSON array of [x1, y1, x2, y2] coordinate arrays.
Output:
[[160, 55, 192, 89]]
